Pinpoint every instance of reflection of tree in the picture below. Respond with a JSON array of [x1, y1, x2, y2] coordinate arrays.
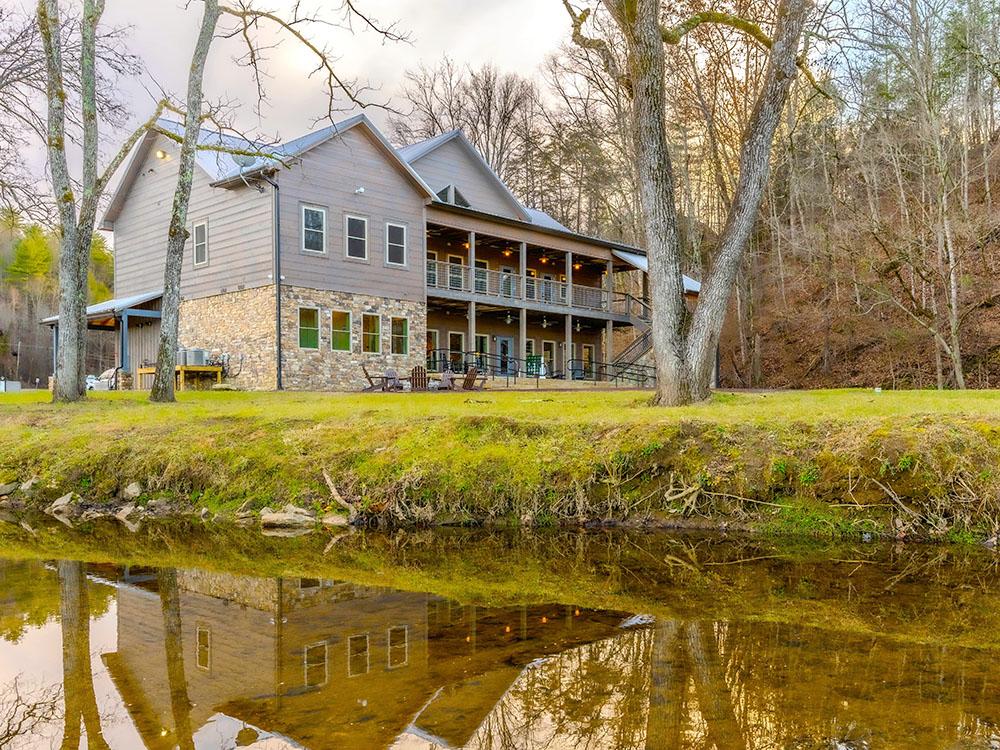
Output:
[[0, 560, 113, 644], [0, 677, 61, 747], [58, 560, 110, 750], [158, 568, 195, 750]]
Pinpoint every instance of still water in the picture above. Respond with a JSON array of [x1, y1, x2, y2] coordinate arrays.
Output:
[[0, 528, 998, 749]]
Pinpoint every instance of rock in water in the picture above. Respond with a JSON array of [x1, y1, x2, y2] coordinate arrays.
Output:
[[46, 493, 78, 517], [261, 509, 315, 528], [321, 513, 350, 527]]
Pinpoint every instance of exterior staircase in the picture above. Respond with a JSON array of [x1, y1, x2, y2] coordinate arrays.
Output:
[[610, 296, 654, 383]]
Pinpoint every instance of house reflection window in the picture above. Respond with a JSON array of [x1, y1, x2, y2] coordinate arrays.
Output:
[[196, 626, 211, 671], [299, 578, 320, 591], [348, 634, 369, 677], [304, 642, 328, 688], [387, 626, 408, 669]]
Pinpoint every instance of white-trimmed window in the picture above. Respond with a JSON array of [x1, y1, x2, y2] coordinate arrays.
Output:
[[298, 307, 320, 349], [302, 205, 326, 254], [386, 223, 407, 266], [387, 626, 408, 669], [346, 215, 368, 260], [362, 314, 380, 354], [192, 221, 209, 267], [196, 626, 211, 671], [390, 317, 409, 355], [348, 634, 369, 677], [304, 642, 328, 687], [331, 310, 351, 352]]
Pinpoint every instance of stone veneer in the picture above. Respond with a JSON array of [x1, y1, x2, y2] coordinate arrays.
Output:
[[280, 285, 426, 391], [179, 285, 277, 390]]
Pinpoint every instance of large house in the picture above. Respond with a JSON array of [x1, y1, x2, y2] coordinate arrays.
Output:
[[55, 115, 699, 390]]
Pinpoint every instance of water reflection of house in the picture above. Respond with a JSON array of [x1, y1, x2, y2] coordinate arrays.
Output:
[[103, 569, 630, 750]]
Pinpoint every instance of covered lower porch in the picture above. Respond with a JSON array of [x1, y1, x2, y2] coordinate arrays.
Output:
[[42, 290, 163, 389], [425, 298, 653, 386]]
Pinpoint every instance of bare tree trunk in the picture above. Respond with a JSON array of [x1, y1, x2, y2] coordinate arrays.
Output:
[[683, 0, 812, 401], [150, 0, 220, 403], [38, 0, 82, 402], [158, 569, 195, 750]]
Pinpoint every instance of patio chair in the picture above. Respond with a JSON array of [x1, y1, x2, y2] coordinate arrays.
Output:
[[460, 366, 488, 391], [439, 370, 457, 391], [410, 365, 430, 391], [360, 363, 384, 392], [384, 369, 404, 391]]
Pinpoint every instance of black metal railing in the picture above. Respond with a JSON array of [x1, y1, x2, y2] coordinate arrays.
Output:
[[423, 349, 656, 388]]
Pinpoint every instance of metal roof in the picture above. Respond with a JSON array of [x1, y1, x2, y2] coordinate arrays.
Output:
[[611, 249, 701, 294], [41, 290, 162, 325]]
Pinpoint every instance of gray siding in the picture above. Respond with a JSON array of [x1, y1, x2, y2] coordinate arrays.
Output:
[[408, 138, 522, 220], [112, 134, 274, 299], [279, 127, 428, 303]]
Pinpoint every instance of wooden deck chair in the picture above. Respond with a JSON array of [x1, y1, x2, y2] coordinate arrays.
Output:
[[410, 365, 429, 391], [361, 363, 383, 392], [461, 365, 488, 391], [384, 368, 403, 391], [439, 370, 456, 391]]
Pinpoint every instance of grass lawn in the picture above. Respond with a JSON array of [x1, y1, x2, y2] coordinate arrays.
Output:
[[2, 388, 1000, 538]]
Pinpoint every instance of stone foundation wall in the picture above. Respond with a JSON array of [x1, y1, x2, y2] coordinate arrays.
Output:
[[280, 286, 426, 391], [179, 286, 277, 390]]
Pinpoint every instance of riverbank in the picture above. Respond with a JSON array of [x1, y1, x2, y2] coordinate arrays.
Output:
[[2, 389, 1000, 542]]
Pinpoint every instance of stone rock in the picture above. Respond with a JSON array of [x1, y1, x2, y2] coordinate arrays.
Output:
[[79, 508, 112, 522], [0, 509, 17, 526], [199, 507, 211, 520], [0, 482, 18, 496], [262, 526, 314, 538], [46, 492, 78, 517], [259, 506, 275, 517], [122, 482, 143, 500], [19, 477, 39, 492], [116, 504, 137, 521], [321, 513, 350, 527], [261, 509, 316, 528], [282, 503, 316, 518]]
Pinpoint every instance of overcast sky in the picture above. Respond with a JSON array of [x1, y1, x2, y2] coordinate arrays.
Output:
[[26, 0, 572, 142]]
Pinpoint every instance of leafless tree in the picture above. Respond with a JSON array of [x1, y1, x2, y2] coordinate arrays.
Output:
[[563, 0, 815, 404], [149, 0, 408, 402]]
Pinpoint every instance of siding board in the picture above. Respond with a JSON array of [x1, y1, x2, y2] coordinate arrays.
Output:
[[278, 127, 427, 303], [112, 135, 274, 300], [408, 138, 522, 220]]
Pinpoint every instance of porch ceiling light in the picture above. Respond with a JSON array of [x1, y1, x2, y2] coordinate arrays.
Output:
[[155, 149, 168, 160], [575, 320, 581, 332], [573, 262, 582, 271], [504, 312, 513, 325], [541, 316, 549, 329], [503, 248, 513, 257], [539, 256, 548, 264]]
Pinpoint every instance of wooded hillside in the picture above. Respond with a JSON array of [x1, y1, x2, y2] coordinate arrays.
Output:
[[390, 0, 1000, 389]]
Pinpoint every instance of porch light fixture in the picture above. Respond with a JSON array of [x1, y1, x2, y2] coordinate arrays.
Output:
[[504, 312, 513, 325], [575, 320, 581, 333], [502, 248, 513, 257], [539, 256, 548, 264], [541, 316, 550, 329], [155, 149, 168, 160], [573, 262, 582, 271]]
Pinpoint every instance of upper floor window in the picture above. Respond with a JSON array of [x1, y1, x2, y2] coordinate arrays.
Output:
[[387, 626, 408, 669], [192, 221, 208, 267], [302, 205, 326, 254], [435, 184, 471, 209], [386, 223, 406, 266], [346, 215, 368, 260]]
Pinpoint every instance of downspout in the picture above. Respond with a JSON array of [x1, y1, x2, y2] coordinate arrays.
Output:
[[260, 173, 283, 390]]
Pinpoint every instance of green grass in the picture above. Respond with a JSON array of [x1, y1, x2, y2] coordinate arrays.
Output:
[[2, 388, 1000, 538]]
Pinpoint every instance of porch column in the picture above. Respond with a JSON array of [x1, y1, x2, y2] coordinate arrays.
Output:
[[565, 251, 573, 307], [468, 231, 476, 292], [605, 319, 614, 381], [519, 241, 527, 300], [565, 313, 573, 378], [51, 324, 58, 376], [467, 300, 476, 370], [519, 307, 527, 374], [605, 259, 614, 311], [121, 312, 130, 372]]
